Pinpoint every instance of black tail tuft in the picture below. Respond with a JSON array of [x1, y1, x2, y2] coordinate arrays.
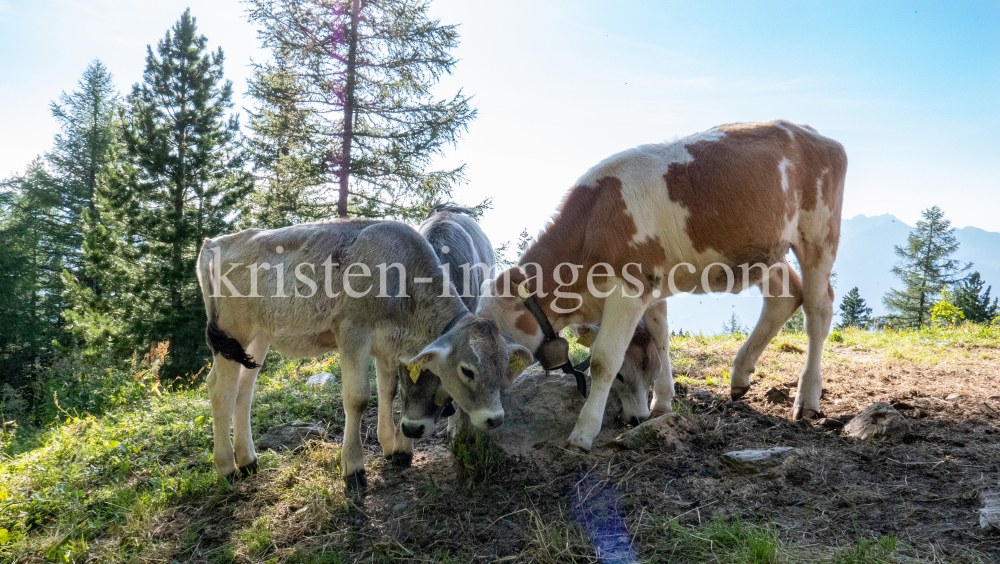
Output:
[[206, 321, 259, 369]]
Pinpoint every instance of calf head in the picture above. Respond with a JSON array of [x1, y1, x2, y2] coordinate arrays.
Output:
[[407, 315, 531, 431], [398, 367, 455, 439], [576, 324, 661, 426]]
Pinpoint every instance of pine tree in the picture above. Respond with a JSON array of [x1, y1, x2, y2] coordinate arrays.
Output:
[[244, 61, 330, 228], [838, 287, 872, 329], [952, 271, 998, 324], [883, 206, 969, 329], [246, 0, 476, 220], [722, 312, 747, 336], [517, 229, 534, 259], [48, 60, 119, 226], [112, 9, 252, 375]]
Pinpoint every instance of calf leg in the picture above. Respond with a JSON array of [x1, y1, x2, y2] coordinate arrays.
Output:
[[794, 252, 836, 420], [207, 356, 241, 479], [375, 358, 413, 468], [643, 300, 674, 418], [568, 283, 647, 452], [339, 344, 372, 492], [233, 337, 269, 477], [731, 263, 803, 400]]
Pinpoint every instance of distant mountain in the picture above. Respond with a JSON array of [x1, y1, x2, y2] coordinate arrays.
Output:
[[666, 214, 1000, 334]]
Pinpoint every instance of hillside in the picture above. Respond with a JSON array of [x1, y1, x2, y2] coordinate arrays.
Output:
[[669, 214, 1000, 334], [2, 327, 998, 563]]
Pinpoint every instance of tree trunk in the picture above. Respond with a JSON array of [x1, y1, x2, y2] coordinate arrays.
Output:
[[337, 0, 361, 219]]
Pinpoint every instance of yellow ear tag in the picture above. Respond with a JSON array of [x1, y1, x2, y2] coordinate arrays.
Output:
[[508, 354, 526, 374], [516, 283, 531, 301], [576, 331, 594, 348], [407, 361, 424, 383]]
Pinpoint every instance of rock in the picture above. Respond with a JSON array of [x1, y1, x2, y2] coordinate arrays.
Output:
[[945, 393, 964, 401], [981, 491, 1000, 532], [306, 371, 336, 387], [719, 447, 797, 475], [691, 390, 714, 402], [258, 421, 327, 451], [609, 413, 692, 451], [491, 370, 621, 455], [817, 417, 844, 429], [842, 403, 909, 441], [392, 502, 407, 514], [764, 387, 790, 404]]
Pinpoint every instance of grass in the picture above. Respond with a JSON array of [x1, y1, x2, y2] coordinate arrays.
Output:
[[832, 535, 898, 564], [658, 513, 784, 564], [449, 424, 505, 487], [1, 323, 997, 562]]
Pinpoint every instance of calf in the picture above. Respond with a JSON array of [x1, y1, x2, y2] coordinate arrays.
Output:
[[397, 204, 497, 442], [576, 322, 662, 426], [197, 219, 530, 489], [477, 120, 846, 451]]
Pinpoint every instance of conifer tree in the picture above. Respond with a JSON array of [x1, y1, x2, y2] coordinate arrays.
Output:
[[246, 0, 476, 220], [112, 9, 252, 374], [884, 206, 969, 329], [838, 287, 872, 329], [952, 271, 998, 324]]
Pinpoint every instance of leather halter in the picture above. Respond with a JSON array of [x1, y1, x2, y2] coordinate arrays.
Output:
[[518, 289, 590, 398]]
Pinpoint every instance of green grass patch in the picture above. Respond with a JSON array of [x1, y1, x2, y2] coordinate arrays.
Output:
[[832, 534, 898, 564], [660, 513, 784, 564], [449, 425, 505, 488]]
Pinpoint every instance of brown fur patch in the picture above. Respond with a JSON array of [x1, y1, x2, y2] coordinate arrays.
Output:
[[665, 121, 846, 270], [312, 331, 338, 349], [520, 176, 667, 318], [515, 309, 540, 336]]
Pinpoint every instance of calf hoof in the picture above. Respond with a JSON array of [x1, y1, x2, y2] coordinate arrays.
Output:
[[238, 458, 258, 478], [792, 406, 824, 421], [730, 385, 751, 400], [344, 471, 368, 493], [391, 451, 413, 468], [223, 470, 238, 484]]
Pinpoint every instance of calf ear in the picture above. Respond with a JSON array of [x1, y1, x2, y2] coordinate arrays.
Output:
[[408, 338, 453, 373], [505, 343, 533, 382]]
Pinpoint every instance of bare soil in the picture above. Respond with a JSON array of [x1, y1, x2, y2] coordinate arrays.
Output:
[[194, 339, 1000, 562]]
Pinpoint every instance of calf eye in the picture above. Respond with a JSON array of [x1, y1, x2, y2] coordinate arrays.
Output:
[[461, 367, 475, 379], [615, 373, 625, 382]]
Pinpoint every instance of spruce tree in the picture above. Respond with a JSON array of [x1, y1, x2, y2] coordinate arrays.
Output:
[[48, 60, 119, 225], [952, 271, 998, 324], [838, 287, 872, 329], [883, 206, 969, 329], [246, 0, 476, 220], [113, 9, 252, 374]]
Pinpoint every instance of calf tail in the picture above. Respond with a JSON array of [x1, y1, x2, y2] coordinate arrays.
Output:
[[198, 241, 260, 369]]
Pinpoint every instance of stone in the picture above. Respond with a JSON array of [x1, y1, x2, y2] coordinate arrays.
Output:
[[981, 491, 1000, 532], [945, 393, 964, 401], [392, 502, 407, 514], [258, 421, 327, 451], [491, 369, 621, 455], [817, 417, 844, 429], [608, 413, 692, 452], [764, 387, 790, 404], [306, 371, 335, 387], [719, 447, 797, 474], [842, 403, 909, 441]]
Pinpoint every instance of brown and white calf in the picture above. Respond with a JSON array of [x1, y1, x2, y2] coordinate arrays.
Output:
[[477, 120, 846, 452], [197, 219, 530, 489]]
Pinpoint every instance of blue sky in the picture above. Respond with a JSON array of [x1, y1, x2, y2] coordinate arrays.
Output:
[[1, 0, 998, 253]]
